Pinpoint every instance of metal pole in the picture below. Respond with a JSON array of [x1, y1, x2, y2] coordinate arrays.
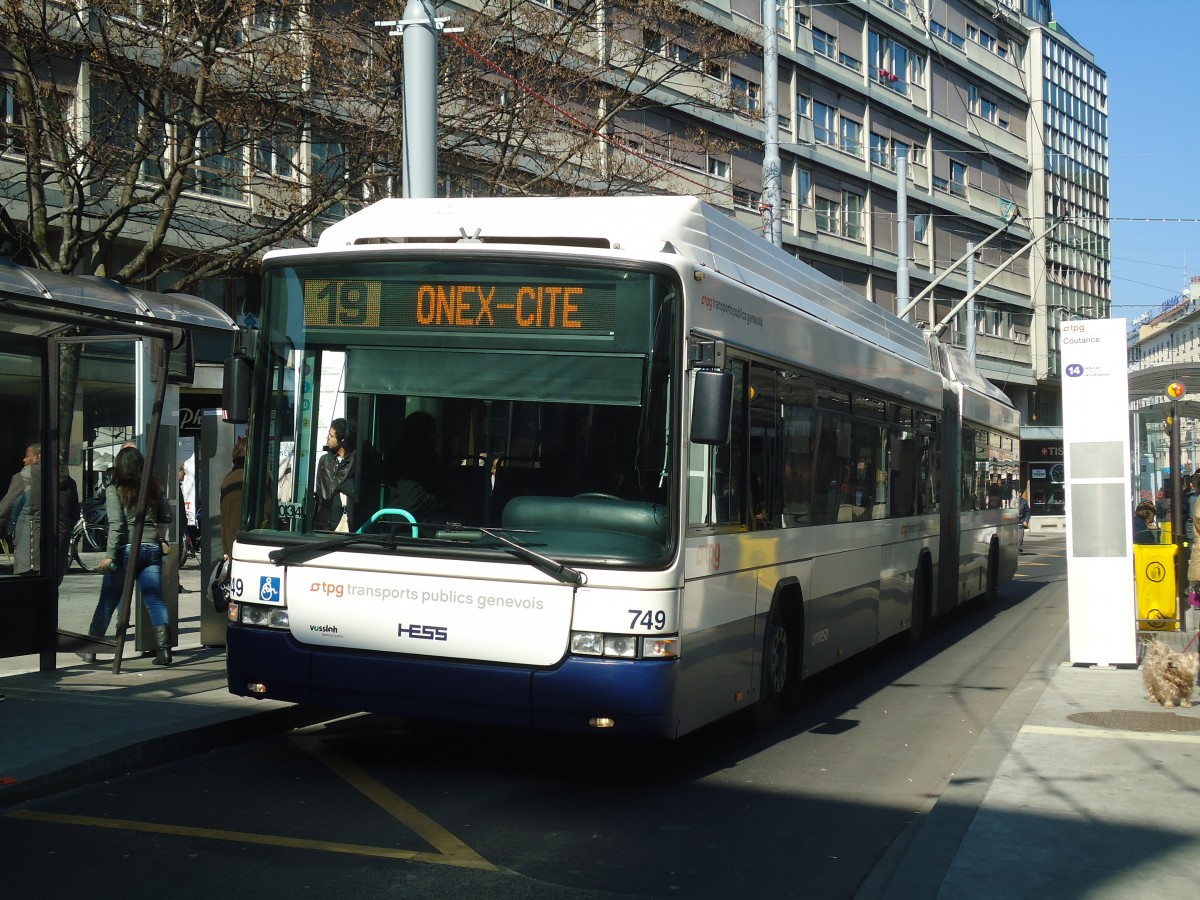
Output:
[[111, 337, 171, 674], [761, 0, 781, 248], [1170, 403, 1186, 613], [401, 0, 437, 198]]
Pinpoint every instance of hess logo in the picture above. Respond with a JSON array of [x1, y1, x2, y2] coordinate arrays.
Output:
[[398, 623, 448, 641]]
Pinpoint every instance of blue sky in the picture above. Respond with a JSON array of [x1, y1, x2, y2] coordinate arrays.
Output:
[[1047, 0, 1200, 323]]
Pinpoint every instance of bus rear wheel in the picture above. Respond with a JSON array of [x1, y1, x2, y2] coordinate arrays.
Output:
[[984, 541, 1000, 604], [907, 561, 931, 647]]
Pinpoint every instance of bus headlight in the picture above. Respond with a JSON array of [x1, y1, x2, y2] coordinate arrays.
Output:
[[239, 603, 290, 630], [571, 631, 604, 656], [570, 631, 678, 659]]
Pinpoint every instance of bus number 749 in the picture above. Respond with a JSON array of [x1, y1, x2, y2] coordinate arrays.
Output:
[[629, 610, 668, 631]]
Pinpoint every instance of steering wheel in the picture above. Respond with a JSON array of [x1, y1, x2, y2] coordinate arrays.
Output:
[[575, 492, 621, 501], [360, 507, 418, 538]]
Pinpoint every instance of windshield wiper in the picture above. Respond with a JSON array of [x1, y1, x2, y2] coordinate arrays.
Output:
[[438, 523, 587, 587], [268, 530, 421, 566]]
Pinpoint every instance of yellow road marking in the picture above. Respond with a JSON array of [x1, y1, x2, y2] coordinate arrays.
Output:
[[6, 810, 494, 867], [290, 733, 493, 868], [5, 734, 496, 870]]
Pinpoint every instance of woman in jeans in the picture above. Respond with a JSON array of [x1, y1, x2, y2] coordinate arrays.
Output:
[[81, 445, 173, 665]]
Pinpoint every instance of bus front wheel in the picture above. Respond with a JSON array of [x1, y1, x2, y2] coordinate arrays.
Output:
[[751, 601, 799, 729]]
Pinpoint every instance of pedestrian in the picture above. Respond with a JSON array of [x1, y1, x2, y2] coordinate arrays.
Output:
[[219, 436, 246, 557], [80, 445, 174, 665], [1188, 485, 1200, 610], [0, 441, 42, 575], [57, 471, 80, 583], [314, 417, 358, 531], [1185, 475, 1199, 563], [1133, 501, 1157, 545], [1018, 488, 1031, 551]]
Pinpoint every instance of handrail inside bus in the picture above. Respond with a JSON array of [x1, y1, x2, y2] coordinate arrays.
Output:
[[361, 508, 419, 538]]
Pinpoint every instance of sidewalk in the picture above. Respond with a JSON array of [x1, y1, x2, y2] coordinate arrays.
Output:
[[0, 563, 329, 806], [862, 544, 1200, 899]]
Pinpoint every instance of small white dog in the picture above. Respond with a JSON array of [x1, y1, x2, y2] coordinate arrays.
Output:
[[1141, 639, 1199, 709]]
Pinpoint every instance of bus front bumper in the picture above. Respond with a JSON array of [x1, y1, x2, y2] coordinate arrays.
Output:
[[226, 624, 680, 738]]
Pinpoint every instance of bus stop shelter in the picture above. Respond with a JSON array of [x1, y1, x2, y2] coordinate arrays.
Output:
[[0, 258, 236, 672]]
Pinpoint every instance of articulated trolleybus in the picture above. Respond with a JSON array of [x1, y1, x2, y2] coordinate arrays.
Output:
[[225, 196, 1018, 738]]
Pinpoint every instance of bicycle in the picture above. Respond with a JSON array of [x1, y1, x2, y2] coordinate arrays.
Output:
[[70, 496, 108, 572], [179, 523, 200, 568]]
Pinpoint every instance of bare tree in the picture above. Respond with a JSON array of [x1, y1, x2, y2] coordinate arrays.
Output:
[[0, 0, 402, 287]]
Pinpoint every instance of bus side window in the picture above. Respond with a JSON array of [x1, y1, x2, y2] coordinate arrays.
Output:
[[688, 362, 747, 528]]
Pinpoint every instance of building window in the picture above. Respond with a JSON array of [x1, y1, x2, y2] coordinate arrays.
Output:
[[929, 20, 946, 39], [870, 132, 890, 168], [0, 80, 22, 152], [796, 94, 810, 118], [870, 32, 917, 94], [843, 191, 864, 241], [813, 27, 836, 60], [670, 43, 701, 67], [813, 101, 836, 146], [798, 168, 812, 206], [253, 2, 295, 31], [256, 133, 297, 178], [839, 51, 862, 72], [191, 123, 246, 201], [839, 116, 862, 157], [913, 213, 929, 242], [707, 155, 729, 179], [950, 159, 967, 197], [816, 196, 840, 234], [733, 186, 762, 210], [731, 75, 761, 112], [643, 29, 664, 54]]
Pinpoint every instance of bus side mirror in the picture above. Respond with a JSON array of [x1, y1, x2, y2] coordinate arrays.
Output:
[[690, 368, 733, 445], [222, 354, 252, 424]]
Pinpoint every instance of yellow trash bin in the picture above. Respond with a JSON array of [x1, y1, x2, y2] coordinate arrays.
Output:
[[1134, 542, 1179, 631]]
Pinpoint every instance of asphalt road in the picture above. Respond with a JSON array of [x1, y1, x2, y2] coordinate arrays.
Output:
[[0, 542, 1066, 899]]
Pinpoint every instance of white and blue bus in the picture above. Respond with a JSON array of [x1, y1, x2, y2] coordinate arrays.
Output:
[[224, 196, 1019, 738]]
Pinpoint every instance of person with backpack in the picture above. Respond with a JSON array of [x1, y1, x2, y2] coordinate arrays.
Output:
[[0, 441, 41, 575]]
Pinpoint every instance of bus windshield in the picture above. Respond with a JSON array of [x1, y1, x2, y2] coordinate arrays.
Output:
[[243, 255, 679, 567]]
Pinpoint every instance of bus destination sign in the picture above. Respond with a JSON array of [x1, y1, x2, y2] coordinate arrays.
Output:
[[303, 278, 617, 334]]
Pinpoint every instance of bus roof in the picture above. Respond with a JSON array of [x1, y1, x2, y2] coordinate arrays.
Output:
[[309, 196, 934, 368]]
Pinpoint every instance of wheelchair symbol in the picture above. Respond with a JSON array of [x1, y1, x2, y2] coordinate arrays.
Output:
[[259, 576, 281, 602]]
